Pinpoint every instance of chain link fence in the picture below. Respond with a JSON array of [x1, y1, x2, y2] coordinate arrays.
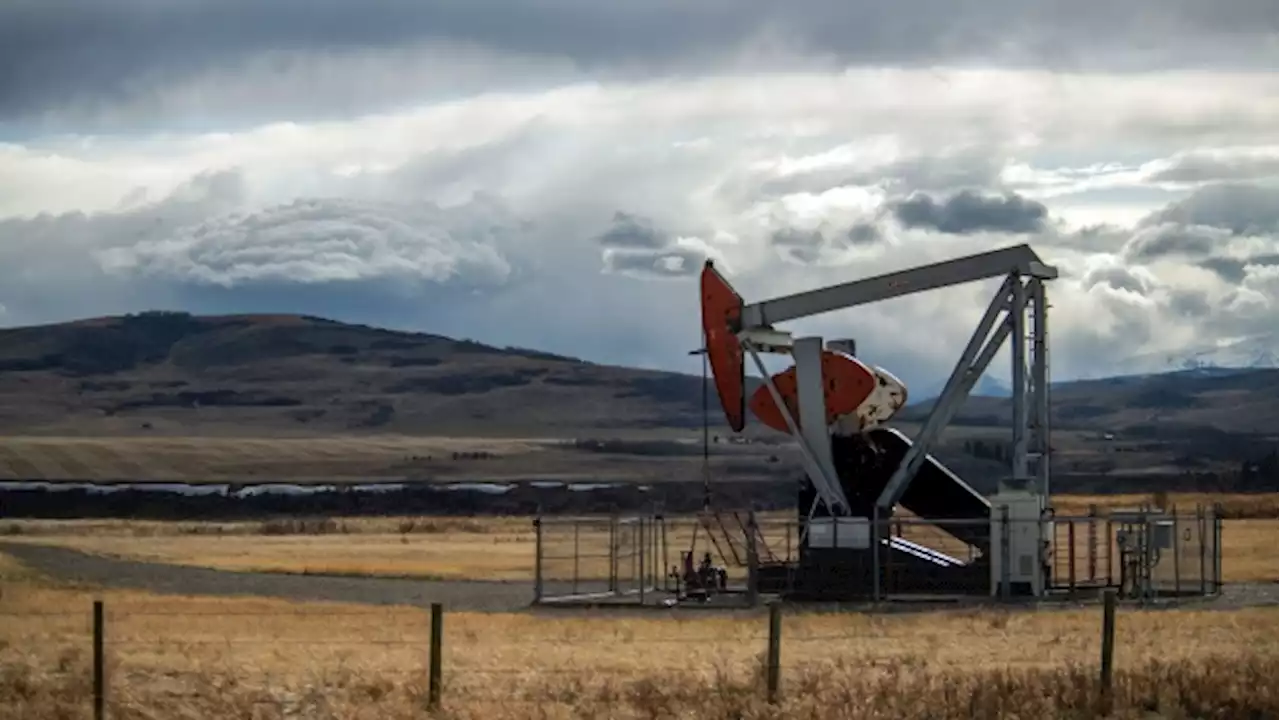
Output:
[[534, 505, 1224, 605]]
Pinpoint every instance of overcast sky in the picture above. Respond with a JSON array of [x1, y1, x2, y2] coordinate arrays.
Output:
[[1, 0, 1277, 390]]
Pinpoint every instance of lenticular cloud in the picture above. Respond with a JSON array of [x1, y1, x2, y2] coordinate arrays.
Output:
[[97, 197, 518, 289]]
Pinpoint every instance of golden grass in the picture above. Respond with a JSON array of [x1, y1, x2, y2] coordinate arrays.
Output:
[[5, 495, 1275, 584], [1052, 492, 1279, 519], [1, 549, 1275, 720]]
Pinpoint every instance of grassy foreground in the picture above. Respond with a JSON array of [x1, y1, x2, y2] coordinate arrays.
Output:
[[2, 548, 1277, 720]]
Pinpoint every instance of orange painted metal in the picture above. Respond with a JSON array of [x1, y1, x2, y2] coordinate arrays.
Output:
[[748, 351, 878, 434], [700, 260, 746, 432]]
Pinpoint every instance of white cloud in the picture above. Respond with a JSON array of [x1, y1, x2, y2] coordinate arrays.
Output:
[[0, 63, 1276, 388]]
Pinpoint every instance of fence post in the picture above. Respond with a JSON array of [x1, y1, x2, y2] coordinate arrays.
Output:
[[639, 517, 647, 604], [609, 514, 618, 594], [746, 512, 759, 607], [1087, 505, 1098, 583], [1100, 589, 1116, 715], [93, 599, 104, 720], [1213, 504, 1223, 592], [999, 505, 1011, 600], [533, 516, 544, 604], [1196, 505, 1206, 595], [766, 602, 782, 704], [1172, 506, 1181, 596], [1068, 521, 1077, 597], [428, 603, 443, 711], [573, 520, 580, 596], [871, 506, 881, 601]]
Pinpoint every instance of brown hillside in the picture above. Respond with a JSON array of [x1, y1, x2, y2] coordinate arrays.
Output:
[[0, 311, 712, 437]]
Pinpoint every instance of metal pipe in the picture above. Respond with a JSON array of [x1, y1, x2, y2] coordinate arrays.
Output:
[[534, 516, 544, 603]]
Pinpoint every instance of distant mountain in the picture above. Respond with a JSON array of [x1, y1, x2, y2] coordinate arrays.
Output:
[[900, 366, 1278, 436], [1109, 333, 1279, 377], [916, 373, 1011, 401]]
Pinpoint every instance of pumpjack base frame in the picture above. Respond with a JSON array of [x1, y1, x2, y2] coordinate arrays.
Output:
[[756, 550, 992, 601]]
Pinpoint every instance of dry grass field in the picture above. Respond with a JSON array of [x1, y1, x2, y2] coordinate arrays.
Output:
[[3, 493, 1275, 585], [0, 435, 556, 481], [0, 550, 1275, 720], [0, 425, 1267, 484]]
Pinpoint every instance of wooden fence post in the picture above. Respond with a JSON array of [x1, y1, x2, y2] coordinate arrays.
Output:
[[766, 602, 782, 704], [533, 516, 544, 604], [428, 603, 443, 711], [1100, 590, 1116, 715], [746, 513, 759, 607], [93, 599, 104, 720]]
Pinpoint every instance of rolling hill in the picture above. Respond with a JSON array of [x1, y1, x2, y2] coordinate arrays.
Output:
[[0, 311, 713, 437], [0, 311, 1274, 491], [0, 311, 1275, 439], [900, 367, 1279, 436]]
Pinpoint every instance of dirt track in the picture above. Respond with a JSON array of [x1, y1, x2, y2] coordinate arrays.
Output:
[[1, 542, 543, 612], [3, 542, 1275, 614]]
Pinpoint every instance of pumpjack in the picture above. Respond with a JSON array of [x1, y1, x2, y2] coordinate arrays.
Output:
[[699, 244, 1058, 599]]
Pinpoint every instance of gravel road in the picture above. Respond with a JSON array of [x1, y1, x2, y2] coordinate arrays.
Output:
[[3, 541, 1274, 614], [1, 542, 542, 612]]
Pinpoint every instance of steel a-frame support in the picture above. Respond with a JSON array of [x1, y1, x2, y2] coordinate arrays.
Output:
[[874, 271, 1052, 511]]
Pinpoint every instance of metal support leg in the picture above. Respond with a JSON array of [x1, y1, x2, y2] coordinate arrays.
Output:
[[793, 336, 840, 500], [1030, 278, 1050, 497], [744, 341, 849, 514], [1011, 274, 1029, 483], [876, 276, 1024, 511]]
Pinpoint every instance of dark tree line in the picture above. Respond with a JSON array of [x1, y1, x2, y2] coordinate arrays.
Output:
[[1239, 449, 1278, 491]]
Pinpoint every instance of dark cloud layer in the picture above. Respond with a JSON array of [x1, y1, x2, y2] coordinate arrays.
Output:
[[1124, 225, 1224, 261], [590, 211, 708, 278], [1140, 182, 1279, 236], [1120, 183, 1279, 270], [602, 247, 706, 278], [1199, 253, 1279, 283], [767, 221, 886, 265], [749, 151, 1004, 202], [2, 0, 1276, 126], [1149, 152, 1280, 184], [892, 190, 1048, 235], [595, 212, 669, 249]]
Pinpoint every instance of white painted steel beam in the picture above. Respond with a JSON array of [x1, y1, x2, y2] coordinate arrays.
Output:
[[741, 244, 1056, 328], [743, 340, 851, 515], [793, 336, 840, 504], [1011, 275, 1029, 482]]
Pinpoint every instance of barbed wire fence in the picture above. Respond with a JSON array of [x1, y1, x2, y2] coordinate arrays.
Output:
[[0, 507, 1225, 717], [2, 591, 1136, 719]]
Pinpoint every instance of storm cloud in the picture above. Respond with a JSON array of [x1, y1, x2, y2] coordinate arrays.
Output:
[[1148, 150, 1280, 184], [1123, 225, 1225, 261], [595, 212, 669, 250], [2, 0, 1278, 130], [892, 191, 1049, 235], [0, 0, 1276, 388]]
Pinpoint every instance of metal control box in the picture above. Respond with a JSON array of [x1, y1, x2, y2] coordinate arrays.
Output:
[[989, 490, 1046, 597]]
